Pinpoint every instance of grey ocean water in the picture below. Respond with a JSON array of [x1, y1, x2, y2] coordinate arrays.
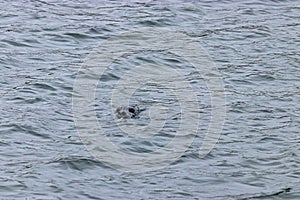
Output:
[[1, 0, 299, 199]]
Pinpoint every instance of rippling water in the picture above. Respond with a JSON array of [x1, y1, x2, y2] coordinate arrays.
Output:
[[1, 0, 299, 199]]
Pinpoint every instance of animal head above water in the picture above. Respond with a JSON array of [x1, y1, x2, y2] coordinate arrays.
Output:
[[115, 104, 141, 119]]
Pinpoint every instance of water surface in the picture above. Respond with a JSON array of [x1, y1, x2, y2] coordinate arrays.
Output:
[[0, 0, 299, 199]]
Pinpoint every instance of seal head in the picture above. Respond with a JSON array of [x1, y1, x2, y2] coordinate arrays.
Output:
[[116, 104, 142, 119]]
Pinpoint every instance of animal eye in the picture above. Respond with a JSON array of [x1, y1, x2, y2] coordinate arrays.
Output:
[[128, 108, 135, 113]]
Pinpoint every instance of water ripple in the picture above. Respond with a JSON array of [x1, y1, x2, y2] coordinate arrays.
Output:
[[0, 0, 299, 199]]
